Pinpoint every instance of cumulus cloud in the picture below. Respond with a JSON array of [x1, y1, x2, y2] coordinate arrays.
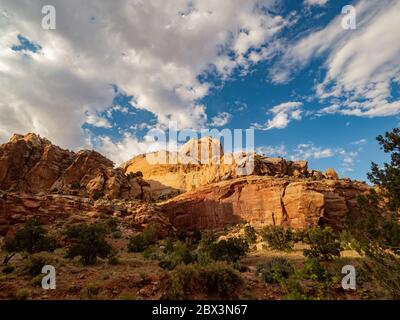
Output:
[[0, 0, 290, 154], [210, 112, 232, 127], [270, 0, 400, 118], [252, 101, 303, 130]]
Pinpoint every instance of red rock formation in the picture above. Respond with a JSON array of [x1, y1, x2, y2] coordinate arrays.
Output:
[[160, 176, 370, 231], [0, 133, 150, 200], [0, 191, 171, 237]]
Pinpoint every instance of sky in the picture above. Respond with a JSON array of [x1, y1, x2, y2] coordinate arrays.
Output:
[[0, 0, 399, 181]]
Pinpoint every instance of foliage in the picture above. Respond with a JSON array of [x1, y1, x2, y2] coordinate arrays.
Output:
[[159, 240, 195, 270], [15, 288, 30, 300], [197, 233, 249, 264], [65, 223, 112, 265], [260, 225, 294, 251], [127, 225, 159, 253], [344, 128, 400, 298], [25, 252, 55, 276], [243, 225, 257, 244], [303, 226, 341, 261], [104, 217, 119, 233], [2, 218, 57, 262], [256, 257, 294, 284], [368, 128, 400, 210], [302, 258, 330, 283], [163, 262, 242, 299]]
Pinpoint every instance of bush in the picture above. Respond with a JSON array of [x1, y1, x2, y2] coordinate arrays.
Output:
[[303, 226, 341, 261], [197, 233, 249, 264], [256, 257, 294, 283], [302, 258, 329, 282], [159, 240, 196, 270], [65, 223, 113, 265], [243, 225, 257, 244], [25, 252, 55, 276], [260, 225, 294, 251], [143, 246, 159, 260], [163, 262, 242, 299], [15, 288, 30, 300], [2, 219, 57, 263], [104, 217, 119, 233], [128, 225, 159, 253], [200, 262, 242, 297]]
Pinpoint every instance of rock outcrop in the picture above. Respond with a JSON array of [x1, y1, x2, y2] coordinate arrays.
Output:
[[160, 176, 370, 231], [0, 191, 172, 238], [0, 133, 150, 200], [121, 139, 312, 198]]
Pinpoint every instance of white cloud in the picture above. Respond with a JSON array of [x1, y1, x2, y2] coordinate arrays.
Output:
[[271, 0, 400, 118], [304, 0, 329, 6], [252, 101, 303, 130], [210, 112, 232, 127], [0, 0, 290, 153], [291, 143, 334, 160], [85, 114, 112, 129], [256, 145, 287, 157], [351, 138, 367, 146]]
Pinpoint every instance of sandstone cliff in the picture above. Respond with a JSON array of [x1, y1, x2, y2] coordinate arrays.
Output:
[[121, 138, 315, 199], [0, 133, 150, 200], [160, 176, 370, 231]]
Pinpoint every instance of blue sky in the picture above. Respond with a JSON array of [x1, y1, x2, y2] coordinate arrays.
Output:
[[1, 0, 399, 181]]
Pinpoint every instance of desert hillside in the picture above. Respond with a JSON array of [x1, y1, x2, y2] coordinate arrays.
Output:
[[0, 132, 396, 300]]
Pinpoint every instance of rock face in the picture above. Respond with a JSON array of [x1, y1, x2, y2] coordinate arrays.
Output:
[[0, 133, 150, 200], [0, 133, 370, 233], [160, 176, 370, 231], [0, 191, 172, 237], [121, 138, 312, 199]]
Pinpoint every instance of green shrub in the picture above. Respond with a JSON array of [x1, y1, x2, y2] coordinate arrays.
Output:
[[282, 279, 313, 300], [104, 217, 119, 233], [128, 234, 148, 252], [163, 262, 241, 299], [25, 252, 55, 276], [303, 226, 341, 261], [256, 257, 294, 283], [128, 225, 159, 253], [200, 262, 242, 297], [143, 246, 159, 260], [65, 223, 113, 265], [15, 288, 30, 300], [243, 225, 257, 244], [2, 218, 57, 261], [302, 258, 329, 282], [215, 237, 248, 262], [159, 240, 195, 270], [260, 225, 294, 251]]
